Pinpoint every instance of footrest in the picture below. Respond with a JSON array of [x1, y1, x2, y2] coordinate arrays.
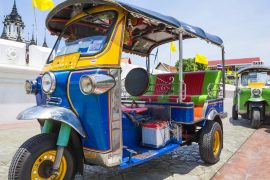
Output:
[[123, 146, 138, 162]]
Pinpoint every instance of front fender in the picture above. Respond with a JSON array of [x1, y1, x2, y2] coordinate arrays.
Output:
[[248, 97, 267, 104], [17, 105, 86, 138]]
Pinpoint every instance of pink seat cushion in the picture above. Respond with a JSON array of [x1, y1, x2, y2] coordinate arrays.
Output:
[[122, 107, 148, 114]]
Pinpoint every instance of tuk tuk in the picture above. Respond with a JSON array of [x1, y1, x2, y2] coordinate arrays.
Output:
[[8, 0, 227, 179], [232, 63, 270, 128]]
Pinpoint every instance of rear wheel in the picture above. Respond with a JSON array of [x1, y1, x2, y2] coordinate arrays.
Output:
[[199, 121, 223, 164], [251, 110, 261, 129], [232, 104, 238, 120], [8, 133, 75, 180]]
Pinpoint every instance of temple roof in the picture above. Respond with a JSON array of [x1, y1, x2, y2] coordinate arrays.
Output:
[[42, 30, 48, 47], [3, 0, 25, 27]]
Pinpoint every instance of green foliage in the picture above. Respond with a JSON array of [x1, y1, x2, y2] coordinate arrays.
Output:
[[225, 77, 234, 85], [175, 58, 208, 72]]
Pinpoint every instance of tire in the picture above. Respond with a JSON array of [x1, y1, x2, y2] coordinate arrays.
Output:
[[8, 133, 75, 180], [232, 104, 238, 120], [199, 121, 223, 164], [251, 110, 261, 129]]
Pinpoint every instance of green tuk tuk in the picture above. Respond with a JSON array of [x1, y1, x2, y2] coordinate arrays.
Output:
[[232, 64, 270, 128]]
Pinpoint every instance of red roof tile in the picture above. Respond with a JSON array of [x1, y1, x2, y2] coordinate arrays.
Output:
[[156, 62, 178, 73], [208, 57, 261, 66]]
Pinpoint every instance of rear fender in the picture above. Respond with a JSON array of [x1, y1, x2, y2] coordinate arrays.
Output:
[[206, 109, 220, 121], [204, 109, 223, 137]]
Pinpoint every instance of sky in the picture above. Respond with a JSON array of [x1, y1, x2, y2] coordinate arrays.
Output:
[[0, 0, 270, 68]]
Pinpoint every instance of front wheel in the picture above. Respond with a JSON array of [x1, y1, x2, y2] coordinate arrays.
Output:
[[199, 121, 223, 164], [8, 133, 75, 180], [251, 110, 261, 129]]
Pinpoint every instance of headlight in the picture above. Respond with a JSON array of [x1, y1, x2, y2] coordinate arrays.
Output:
[[80, 76, 95, 94], [79, 74, 115, 95], [25, 80, 37, 94], [41, 72, 56, 94], [252, 89, 261, 96]]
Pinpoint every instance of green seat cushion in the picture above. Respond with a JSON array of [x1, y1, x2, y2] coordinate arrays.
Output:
[[190, 95, 208, 105]]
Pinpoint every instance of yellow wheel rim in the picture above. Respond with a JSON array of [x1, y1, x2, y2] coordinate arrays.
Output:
[[31, 150, 67, 180], [213, 130, 221, 156]]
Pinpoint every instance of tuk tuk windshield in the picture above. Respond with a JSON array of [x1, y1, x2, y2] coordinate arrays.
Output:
[[241, 71, 270, 86], [47, 10, 117, 63]]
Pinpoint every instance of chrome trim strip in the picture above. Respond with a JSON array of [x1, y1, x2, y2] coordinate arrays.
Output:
[[109, 69, 122, 164], [83, 69, 122, 167], [201, 101, 209, 119]]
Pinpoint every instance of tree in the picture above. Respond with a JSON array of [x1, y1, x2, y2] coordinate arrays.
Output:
[[175, 58, 208, 72]]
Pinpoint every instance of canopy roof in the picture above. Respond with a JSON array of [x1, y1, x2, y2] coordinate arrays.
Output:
[[237, 66, 270, 74], [118, 1, 223, 45], [46, 0, 223, 56]]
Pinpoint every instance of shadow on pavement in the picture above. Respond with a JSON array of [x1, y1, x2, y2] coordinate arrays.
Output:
[[230, 115, 270, 130], [80, 145, 210, 179], [262, 125, 270, 133], [229, 117, 252, 128]]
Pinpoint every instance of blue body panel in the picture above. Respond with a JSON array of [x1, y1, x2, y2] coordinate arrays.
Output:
[[171, 104, 194, 123], [205, 99, 224, 115], [35, 69, 111, 151], [35, 76, 47, 106], [68, 69, 111, 152], [35, 71, 72, 108], [122, 113, 142, 148], [49, 71, 71, 108]]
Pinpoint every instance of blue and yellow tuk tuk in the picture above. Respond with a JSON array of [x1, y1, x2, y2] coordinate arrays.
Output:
[[9, 0, 227, 179]]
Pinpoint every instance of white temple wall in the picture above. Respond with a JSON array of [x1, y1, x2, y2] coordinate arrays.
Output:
[[0, 66, 40, 123], [0, 39, 26, 66], [0, 40, 51, 123], [29, 45, 51, 67]]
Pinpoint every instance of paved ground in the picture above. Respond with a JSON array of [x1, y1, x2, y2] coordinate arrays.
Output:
[[0, 98, 256, 180], [213, 125, 270, 180]]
